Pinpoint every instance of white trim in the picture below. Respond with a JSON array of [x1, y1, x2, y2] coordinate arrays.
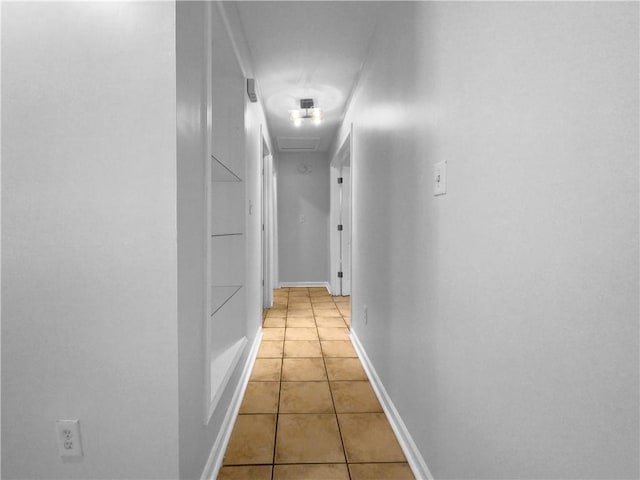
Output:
[[216, 1, 254, 78], [350, 330, 434, 480], [200, 329, 263, 480], [205, 336, 248, 424], [279, 281, 331, 291]]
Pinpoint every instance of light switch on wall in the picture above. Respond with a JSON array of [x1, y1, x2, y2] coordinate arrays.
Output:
[[434, 161, 447, 196]]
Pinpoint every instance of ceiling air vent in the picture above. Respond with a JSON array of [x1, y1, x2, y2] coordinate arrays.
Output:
[[277, 137, 320, 152]]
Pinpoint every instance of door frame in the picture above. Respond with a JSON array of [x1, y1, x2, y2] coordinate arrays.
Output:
[[261, 131, 275, 308], [329, 125, 353, 296]]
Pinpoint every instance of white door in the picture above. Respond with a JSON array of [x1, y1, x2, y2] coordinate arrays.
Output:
[[330, 129, 352, 296], [261, 134, 274, 308], [340, 161, 351, 296]]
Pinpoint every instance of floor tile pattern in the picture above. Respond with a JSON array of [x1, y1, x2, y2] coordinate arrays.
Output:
[[218, 287, 414, 480]]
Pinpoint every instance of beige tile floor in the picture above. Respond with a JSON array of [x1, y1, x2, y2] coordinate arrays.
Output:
[[218, 287, 415, 480]]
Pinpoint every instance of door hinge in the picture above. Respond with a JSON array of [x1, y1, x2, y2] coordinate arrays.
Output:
[[338, 271, 343, 278], [337, 177, 343, 184], [337, 224, 343, 231]]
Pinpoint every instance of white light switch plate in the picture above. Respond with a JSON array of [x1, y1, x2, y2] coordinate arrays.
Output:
[[434, 161, 447, 196]]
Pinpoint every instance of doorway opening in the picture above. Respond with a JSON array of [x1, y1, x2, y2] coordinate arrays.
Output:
[[330, 127, 353, 298], [261, 131, 277, 310]]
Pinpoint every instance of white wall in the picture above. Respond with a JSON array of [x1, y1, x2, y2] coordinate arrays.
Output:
[[277, 152, 330, 285], [176, 3, 276, 478], [176, 3, 220, 479], [2, 3, 278, 479], [214, 1, 277, 344], [2, 3, 179, 478], [243, 96, 267, 339], [335, 2, 639, 478]]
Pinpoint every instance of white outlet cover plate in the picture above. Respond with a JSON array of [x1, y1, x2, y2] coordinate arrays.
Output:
[[434, 161, 447, 196], [56, 420, 83, 457]]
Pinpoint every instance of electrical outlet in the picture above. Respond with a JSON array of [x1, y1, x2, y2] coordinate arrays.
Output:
[[363, 305, 368, 325], [55, 420, 83, 457], [434, 160, 447, 196]]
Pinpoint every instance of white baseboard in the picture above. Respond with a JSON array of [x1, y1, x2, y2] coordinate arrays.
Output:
[[200, 329, 263, 480], [279, 281, 331, 292], [350, 330, 434, 480]]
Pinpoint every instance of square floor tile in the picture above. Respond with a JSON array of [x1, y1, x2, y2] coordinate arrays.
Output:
[[313, 301, 339, 306], [266, 309, 287, 318], [325, 358, 367, 381], [282, 358, 327, 381], [288, 289, 309, 296], [337, 413, 406, 463], [223, 414, 276, 465], [309, 287, 330, 294], [321, 340, 357, 357], [239, 382, 280, 414], [275, 414, 345, 463], [286, 310, 314, 318], [273, 464, 349, 480], [263, 317, 286, 328], [217, 465, 272, 480], [257, 340, 284, 358], [311, 296, 334, 303], [315, 316, 348, 328], [330, 381, 382, 413], [289, 291, 310, 297], [313, 310, 343, 318], [284, 340, 323, 358], [313, 306, 341, 315], [286, 316, 316, 327], [279, 381, 334, 413], [318, 327, 350, 341], [348, 463, 415, 479], [288, 297, 312, 303], [250, 358, 282, 381], [285, 327, 319, 341], [262, 328, 285, 341]]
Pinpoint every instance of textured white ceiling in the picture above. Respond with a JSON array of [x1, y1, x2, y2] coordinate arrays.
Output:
[[235, 1, 381, 152]]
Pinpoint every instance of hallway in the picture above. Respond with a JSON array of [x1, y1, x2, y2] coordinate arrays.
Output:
[[2, 2, 638, 479], [218, 288, 414, 480]]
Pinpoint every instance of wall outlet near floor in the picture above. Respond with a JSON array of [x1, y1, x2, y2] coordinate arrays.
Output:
[[55, 420, 83, 457], [363, 305, 368, 325], [434, 160, 447, 196]]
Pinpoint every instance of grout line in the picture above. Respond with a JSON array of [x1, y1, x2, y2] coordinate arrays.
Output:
[[246, 289, 357, 478], [269, 292, 289, 478], [315, 297, 352, 480], [331, 293, 353, 478]]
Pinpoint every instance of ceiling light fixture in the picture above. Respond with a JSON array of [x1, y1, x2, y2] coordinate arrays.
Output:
[[290, 98, 323, 127]]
